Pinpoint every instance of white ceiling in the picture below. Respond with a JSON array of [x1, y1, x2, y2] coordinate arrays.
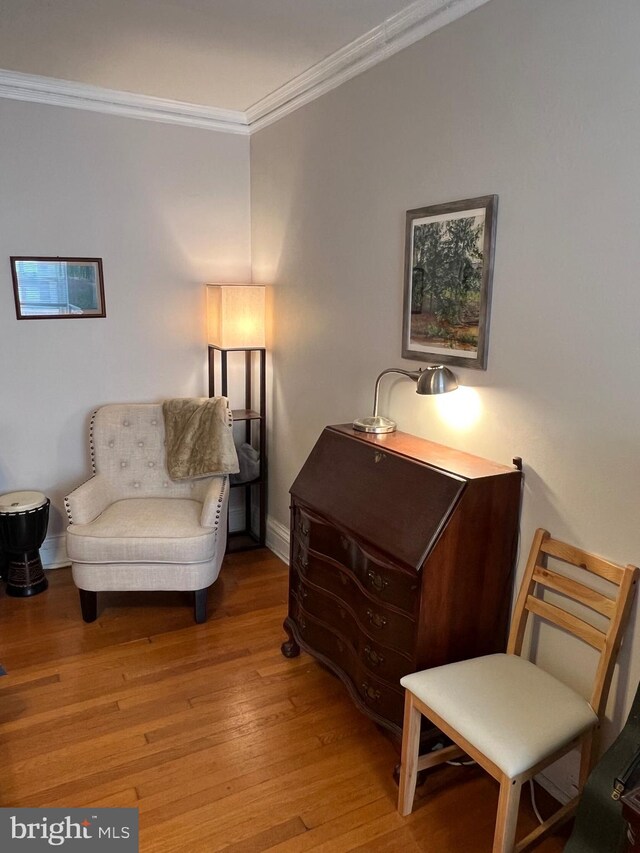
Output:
[[0, 0, 421, 111]]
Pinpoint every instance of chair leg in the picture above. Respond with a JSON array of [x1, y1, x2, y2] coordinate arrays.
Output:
[[79, 589, 98, 623], [493, 776, 522, 853], [578, 728, 597, 791], [194, 588, 208, 624], [398, 691, 422, 816]]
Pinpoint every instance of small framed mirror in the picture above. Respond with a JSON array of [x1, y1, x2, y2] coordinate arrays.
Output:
[[11, 256, 106, 319]]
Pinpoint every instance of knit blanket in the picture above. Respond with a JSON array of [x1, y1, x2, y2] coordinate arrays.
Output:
[[163, 397, 239, 480]]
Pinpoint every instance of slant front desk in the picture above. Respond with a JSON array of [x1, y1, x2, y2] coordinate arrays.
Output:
[[282, 424, 522, 742]]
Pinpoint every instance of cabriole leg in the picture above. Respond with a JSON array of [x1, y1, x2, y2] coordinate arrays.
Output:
[[281, 618, 300, 658]]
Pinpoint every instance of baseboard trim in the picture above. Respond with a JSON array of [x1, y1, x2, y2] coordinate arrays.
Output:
[[266, 516, 290, 564], [40, 533, 69, 570], [535, 770, 573, 806]]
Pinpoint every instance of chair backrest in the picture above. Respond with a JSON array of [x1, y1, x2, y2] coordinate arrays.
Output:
[[508, 528, 637, 718], [90, 402, 230, 502]]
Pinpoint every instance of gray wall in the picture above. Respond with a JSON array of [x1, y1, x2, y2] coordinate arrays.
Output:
[[251, 0, 640, 796], [0, 99, 251, 559]]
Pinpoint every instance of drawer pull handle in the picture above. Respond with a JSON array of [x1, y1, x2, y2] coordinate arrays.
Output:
[[364, 645, 384, 667], [299, 522, 310, 536], [367, 571, 389, 593], [300, 587, 308, 600], [362, 682, 381, 702], [366, 609, 387, 630], [299, 616, 307, 631], [297, 550, 309, 569]]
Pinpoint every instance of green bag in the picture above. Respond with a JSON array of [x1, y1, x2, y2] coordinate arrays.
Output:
[[565, 681, 640, 852]]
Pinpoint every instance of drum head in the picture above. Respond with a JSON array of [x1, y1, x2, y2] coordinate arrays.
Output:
[[0, 490, 47, 513]]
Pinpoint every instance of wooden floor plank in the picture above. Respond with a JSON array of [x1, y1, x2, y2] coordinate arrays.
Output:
[[0, 552, 570, 851]]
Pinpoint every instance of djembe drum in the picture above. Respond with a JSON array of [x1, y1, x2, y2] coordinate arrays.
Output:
[[0, 491, 49, 597]]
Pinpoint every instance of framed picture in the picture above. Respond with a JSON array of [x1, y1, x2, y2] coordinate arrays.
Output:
[[11, 256, 106, 320], [402, 195, 497, 369]]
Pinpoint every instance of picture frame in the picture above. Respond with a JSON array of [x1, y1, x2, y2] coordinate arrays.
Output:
[[11, 256, 106, 320], [402, 195, 497, 370]]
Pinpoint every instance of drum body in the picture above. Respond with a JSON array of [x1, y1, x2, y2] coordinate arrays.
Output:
[[0, 491, 50, 597]]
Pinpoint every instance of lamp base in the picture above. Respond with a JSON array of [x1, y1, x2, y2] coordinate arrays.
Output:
[[352, 416, 397, 434]]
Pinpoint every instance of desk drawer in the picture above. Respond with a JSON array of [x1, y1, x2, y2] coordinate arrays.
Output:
[[295, 571, 415, 656], [295, 603, 405, 728], [293, 507, 419, 614]]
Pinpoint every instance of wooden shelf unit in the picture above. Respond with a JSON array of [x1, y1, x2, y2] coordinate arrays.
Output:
[[208, 345, 266, 552]]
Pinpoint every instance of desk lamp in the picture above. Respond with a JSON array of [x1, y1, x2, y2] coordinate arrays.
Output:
[[353, 365, 458, 434]]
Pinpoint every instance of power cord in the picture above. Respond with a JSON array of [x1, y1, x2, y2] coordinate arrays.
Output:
[[529, 779, 544, 824], [430, 741, 477, 767]]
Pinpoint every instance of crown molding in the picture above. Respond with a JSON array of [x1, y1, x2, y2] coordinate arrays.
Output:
[[0, 69, 249, 135], [246, 0, 491, 132], [0, 0, 488, 135]]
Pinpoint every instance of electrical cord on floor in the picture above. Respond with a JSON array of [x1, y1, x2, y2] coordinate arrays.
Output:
[[530, 779, 544, 824], [430, 741, 477, 767]]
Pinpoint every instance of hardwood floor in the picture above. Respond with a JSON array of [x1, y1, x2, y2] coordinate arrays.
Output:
[[0, 549, 569, 851]]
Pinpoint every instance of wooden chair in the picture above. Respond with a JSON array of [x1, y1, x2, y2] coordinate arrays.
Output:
[[397, 528, 638, 852]]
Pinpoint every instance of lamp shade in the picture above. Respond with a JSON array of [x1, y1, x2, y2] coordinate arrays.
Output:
[[206, 284, 266, 349], [415, 365, 458, 395]]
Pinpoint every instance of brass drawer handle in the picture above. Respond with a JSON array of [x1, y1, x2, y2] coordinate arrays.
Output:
[[362, 682, 381, 702], [366, 609, 387, 630], [364, 645, 384, 667], [367, 570, 389, 593]]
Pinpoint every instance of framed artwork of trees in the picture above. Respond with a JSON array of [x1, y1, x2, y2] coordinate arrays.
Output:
[[402, 195, 497, 369]]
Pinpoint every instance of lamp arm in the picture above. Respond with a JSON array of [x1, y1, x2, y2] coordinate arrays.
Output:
[[372, 369, 420, 418]]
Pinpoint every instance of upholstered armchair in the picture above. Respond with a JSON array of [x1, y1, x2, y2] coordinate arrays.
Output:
[[64, 402, 231, 624]]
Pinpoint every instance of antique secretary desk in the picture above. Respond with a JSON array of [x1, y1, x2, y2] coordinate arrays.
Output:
[[281, 424, 522, 743]]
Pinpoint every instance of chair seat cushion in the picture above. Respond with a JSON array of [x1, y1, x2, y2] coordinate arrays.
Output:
[[67, 498, 214, 564], [401, 653, 598, 778]]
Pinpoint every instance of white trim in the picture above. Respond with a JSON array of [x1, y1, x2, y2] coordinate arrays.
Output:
[[266, 516, 290, 565], [41, 533, 69, 570], [535, 769, 574, 806], [0, 0, 488, 134], [246, 0, 491, 132], [0, 69, 249, 135]]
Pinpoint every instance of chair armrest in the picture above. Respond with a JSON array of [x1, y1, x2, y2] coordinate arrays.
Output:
[[64, 475, 111, 525], [200, 476, 229, 530]]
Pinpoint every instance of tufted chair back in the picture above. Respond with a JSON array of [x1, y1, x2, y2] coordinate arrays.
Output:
[[90, 403, 229, 503]]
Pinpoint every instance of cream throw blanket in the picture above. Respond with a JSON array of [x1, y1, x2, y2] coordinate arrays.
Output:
[[163, 397, 239, 480]]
